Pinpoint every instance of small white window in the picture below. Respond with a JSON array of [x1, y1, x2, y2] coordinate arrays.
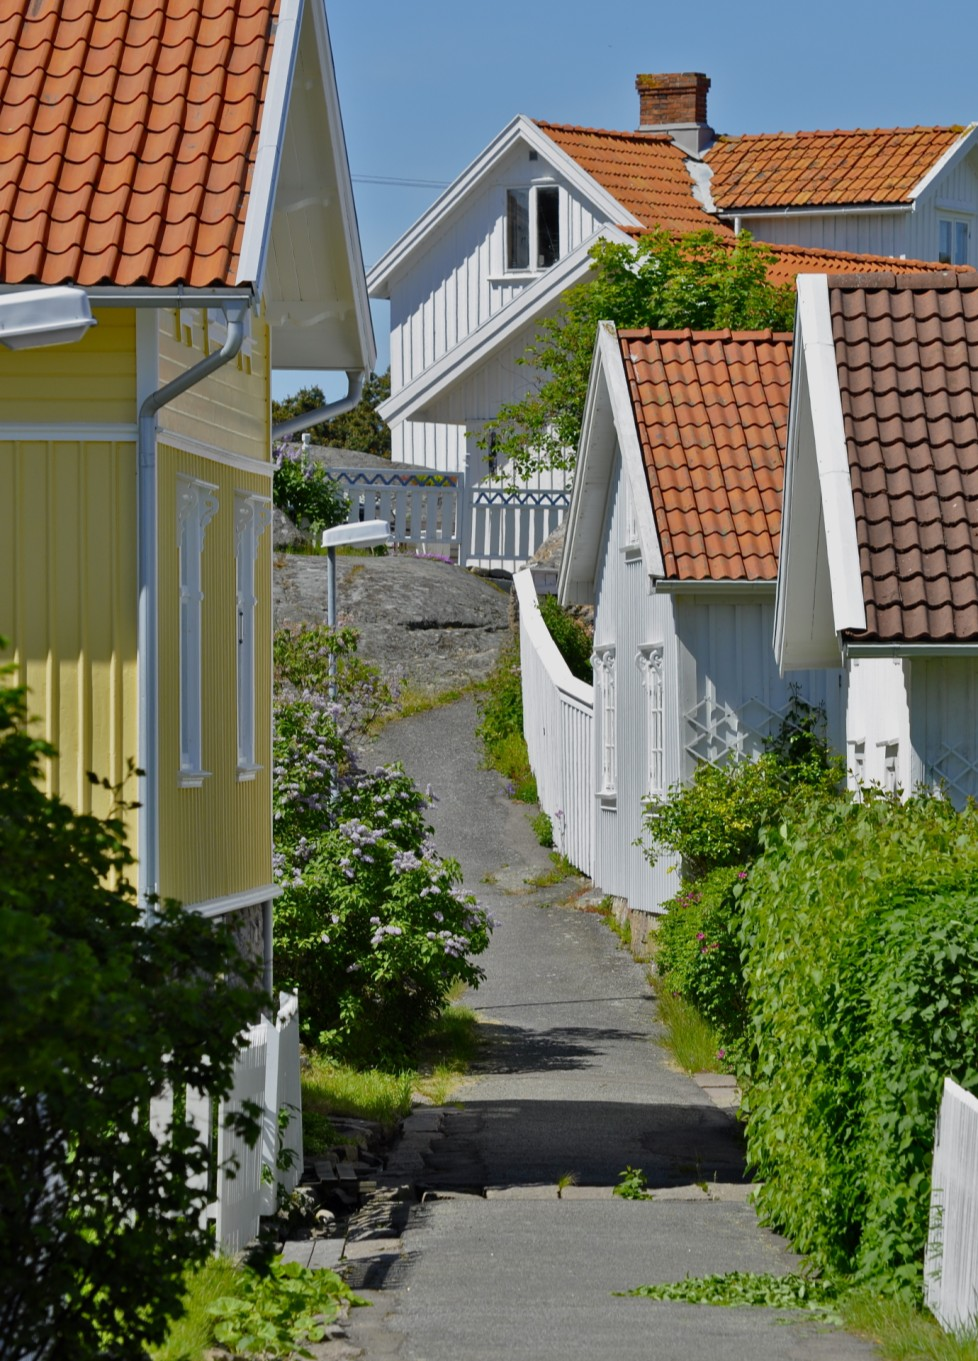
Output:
[[506, 185, 561, 271], [234, 492, 273, 779], [176, 474, 219, 786], [938, 216, 970, 265], [594, 648, 617, 799], [638, 646, 665, 797]]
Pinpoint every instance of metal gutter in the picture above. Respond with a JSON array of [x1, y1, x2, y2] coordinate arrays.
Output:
[[137, 305, 248, 919], [717, 203, 912, 221], [651, 578, 774, 595], [272, 368, 365, 440], [844, 640, 978, 658], [83, 286, 255, 309]]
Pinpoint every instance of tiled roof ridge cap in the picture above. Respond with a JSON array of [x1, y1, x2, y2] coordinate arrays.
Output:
[[617, 326, 793, 342], [826, 270, 978, 289], [710, 123, 968, 145], [534, 119, 673, 144]]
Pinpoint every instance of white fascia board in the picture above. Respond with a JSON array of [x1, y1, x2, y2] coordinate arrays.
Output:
[[377, 225, 632, 424], [910, 123, 978, 203], [367, 116, 643, 298], [796, 273, 867, 634], [773, 292, 805, 671], [602, 325, 664, 578], [304, 0, 375, 370], [236, 0, 303, 295]]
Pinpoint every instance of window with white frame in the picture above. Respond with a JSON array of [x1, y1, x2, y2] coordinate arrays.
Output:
[[234, 492, 272, 779], [637, 645, 665, 797], [623, 478, 640, 558], [176, 474, 219, 786], [594, 648, 617, 799], [506, 185, 560, 271], [938, 215, 971, 265]]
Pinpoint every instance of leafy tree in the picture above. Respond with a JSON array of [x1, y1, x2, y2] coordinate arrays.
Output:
[[0, 667, 264, 1361], [272, 370, 391, 457], [482, 230, 796, 484]]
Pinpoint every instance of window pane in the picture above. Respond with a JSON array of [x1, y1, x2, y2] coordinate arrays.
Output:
[[939, 219, 952, 264], [955, 220, 969, 264], [507, 189, 529, 270], [536, 186, 560, 268]]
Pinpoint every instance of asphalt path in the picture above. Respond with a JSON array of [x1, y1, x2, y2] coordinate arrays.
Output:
[[347, 697, 876, 1360]]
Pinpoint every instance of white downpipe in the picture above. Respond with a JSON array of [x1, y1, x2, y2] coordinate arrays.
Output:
[[271, 368, 365, 441], [137, 305, 248, 915]]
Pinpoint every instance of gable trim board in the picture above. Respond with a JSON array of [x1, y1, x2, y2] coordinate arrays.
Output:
[[367, 116, 644, 299]]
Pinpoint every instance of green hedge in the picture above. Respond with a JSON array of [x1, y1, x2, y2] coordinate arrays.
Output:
[[741, 792, 978, 1292]]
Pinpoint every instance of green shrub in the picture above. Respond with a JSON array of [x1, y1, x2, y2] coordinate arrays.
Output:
[[272, 444, 350, 535], [642, 693, 841, 881], [654, 866, 748, 1056], [741, 791, 978, 1292], [0, 665, 263, 1361], [273, 625, 492, 1067], [538, 594, 592, 683], [476, 639, 524, 754], [531, 810, 554, 847]]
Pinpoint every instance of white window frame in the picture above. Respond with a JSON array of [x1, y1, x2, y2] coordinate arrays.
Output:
[[176, 474, 219, 787], [234, 492, 273, 780], [623, 478, 641, 560], [938, 213, 971, 265], [637, 645, 665, 798], [593, 647, 617, 803], [505, 183, 561, 273]]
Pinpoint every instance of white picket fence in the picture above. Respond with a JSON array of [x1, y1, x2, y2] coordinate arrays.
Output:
[[926, 1077, 978, 1333], [150, 991, 303, 1256], [515, 567, 594, 876], [327, 468, 570, 572]]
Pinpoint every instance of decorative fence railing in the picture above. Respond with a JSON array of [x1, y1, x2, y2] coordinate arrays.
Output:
[[926, 1077, 978, 1334], [325, 468, 571, 573], [515, 568, 593, 877], [150, 991, 303, 1256], [468, 486, 570, 574]]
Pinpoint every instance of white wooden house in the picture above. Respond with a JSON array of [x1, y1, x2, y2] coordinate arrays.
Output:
[[545, 322, 846, 914], [368, 69, 978, 541], [775, 272, 978, 805]]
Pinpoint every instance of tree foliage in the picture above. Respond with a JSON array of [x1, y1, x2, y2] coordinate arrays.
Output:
[[482, 230, 796, 484], [272, 371, 391, 457], [0, 669, 264, 1360]]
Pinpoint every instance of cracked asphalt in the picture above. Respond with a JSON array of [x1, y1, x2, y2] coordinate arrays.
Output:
[[339, 696, 877, 1361]]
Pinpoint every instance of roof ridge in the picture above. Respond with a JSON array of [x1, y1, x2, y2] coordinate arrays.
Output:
[[827, 271, 978, 290], [534, 118, 673, 143], [618, 327, 793, 342], [710, 124, 969, 145]]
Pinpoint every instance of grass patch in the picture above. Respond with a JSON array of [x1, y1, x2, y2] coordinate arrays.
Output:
[[397, 680, 476, 719], [651, 976, 727, 1074], [490, 731, 538, 802], [842, 1291, 978, 1360], [530, 810, 554, 848], [414, 1001, 481, 1105], [525, 850, 581, 887], [302, 1056, 414, 1134], [148, 1256, 242, 1361]]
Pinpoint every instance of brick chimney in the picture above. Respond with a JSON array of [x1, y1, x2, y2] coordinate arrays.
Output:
[[636, 73, 714, 155]]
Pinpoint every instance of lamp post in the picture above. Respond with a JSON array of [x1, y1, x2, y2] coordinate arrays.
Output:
[[0, 286, 96, 349], [320, 518, 393, 697]]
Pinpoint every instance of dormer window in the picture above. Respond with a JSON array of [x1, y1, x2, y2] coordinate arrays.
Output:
[[506, 186, 560, 271]]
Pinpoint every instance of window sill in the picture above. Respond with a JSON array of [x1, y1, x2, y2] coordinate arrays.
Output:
[[599, 792, 617, 811], [624, 544, 642, 562], [487, 270, 548, 284], [177, 769, 211, 789], [237, 765, 262, 783]]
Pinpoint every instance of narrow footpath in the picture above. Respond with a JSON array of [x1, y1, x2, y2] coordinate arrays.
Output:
[[342, 697, 875, 1361]]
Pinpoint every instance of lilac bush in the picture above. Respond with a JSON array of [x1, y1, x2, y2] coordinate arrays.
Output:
[[272, 443, 350, 536], [273, 625, 492, 1065]]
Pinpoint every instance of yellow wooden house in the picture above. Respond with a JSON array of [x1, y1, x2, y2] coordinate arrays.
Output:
[[0, 0, 375, 981]]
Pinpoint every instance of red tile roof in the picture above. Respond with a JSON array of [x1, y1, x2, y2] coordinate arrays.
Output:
[[706, 126, 969, 211], [0, 0, 279, 288], [829, 276, 978, 642], [619, 329, 792, 582], [536, 122, 724, 235]]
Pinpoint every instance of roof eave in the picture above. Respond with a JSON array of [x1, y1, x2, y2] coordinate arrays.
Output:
[[909, 123, 978, 202]]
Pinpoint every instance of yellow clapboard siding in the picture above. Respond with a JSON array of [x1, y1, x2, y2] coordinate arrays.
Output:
[[0, 438, 138, 833], [158, 308, 272, 464], [157, 443, 273, 908], [0, 309, 136, 425]]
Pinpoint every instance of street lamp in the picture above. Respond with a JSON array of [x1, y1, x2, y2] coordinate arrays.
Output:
[[320, 518, 392, 695], [0, 286, 96, 349]]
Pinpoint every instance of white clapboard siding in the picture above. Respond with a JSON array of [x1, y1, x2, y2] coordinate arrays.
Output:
[[926, 1078, 978, 1334], [515, 568, 594, 876], [260, 992, 304, 1214], [215, 1020, 268, 1254]]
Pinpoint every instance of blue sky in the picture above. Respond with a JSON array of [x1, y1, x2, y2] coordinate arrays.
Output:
[[273, 0, 978, 401]]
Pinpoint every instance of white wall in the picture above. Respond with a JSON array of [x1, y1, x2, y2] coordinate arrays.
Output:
[[844, 656, 913, 793], [909, 656, 978, 805]]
